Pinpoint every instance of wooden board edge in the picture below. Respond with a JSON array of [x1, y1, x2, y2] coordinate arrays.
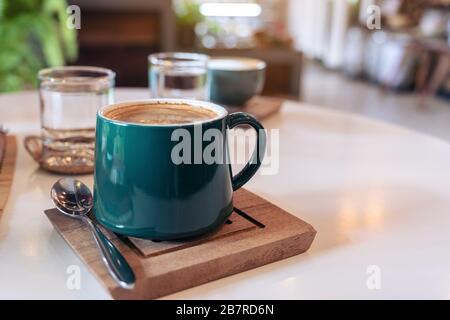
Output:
[[110, 227, 317, 299], [0, 135, 17, 218]]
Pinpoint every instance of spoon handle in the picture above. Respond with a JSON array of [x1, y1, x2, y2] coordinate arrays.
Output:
[[82, 216, 136, 289]]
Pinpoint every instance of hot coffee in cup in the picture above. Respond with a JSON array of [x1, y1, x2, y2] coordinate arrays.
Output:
[[104, 103, 218, 125], [94, 99, 266, 240]]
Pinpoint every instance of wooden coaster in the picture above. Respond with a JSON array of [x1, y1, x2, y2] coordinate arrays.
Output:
[[44, 188, 316, 299], [0, 135, 17, 222], [225, 96, 283, 120], [129, 211, 257, 257]]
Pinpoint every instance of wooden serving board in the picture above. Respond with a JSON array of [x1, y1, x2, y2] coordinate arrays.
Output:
[[0, 135, 17, 222], [45, 188, 316, 299], [225, 96, 283, 120]]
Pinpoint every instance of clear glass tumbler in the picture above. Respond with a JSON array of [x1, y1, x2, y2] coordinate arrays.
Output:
[[148, 52, 209, 100], [37, 66, 115, 174]]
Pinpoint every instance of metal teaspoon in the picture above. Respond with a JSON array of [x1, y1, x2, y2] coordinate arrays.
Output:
[[51, 178, 135, 289]]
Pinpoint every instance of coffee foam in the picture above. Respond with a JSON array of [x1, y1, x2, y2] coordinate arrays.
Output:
[[103, 102, 219, 125]]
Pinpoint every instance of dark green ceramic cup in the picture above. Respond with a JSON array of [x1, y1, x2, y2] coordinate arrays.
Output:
[[94, 99, 266, 240]]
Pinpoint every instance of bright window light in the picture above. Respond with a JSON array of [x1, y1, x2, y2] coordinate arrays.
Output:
[[200, 3, 262, 17]]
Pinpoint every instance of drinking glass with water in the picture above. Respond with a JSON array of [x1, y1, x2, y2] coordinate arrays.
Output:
[[25, 66, 115, 174], [148, 52, 209, 100]]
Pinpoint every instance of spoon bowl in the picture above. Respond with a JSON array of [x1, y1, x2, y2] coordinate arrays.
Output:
[[51, 178, 93, 217]]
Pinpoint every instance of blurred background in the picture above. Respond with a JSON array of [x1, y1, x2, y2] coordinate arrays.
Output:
[[1, 0, 449, 138]]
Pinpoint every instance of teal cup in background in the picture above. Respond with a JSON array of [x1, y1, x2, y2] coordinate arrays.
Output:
[[94, 99, 266, 240], [208, 57, 266, 106]]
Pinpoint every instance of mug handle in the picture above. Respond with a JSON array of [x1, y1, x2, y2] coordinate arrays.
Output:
[[227, 112, 266, 191]]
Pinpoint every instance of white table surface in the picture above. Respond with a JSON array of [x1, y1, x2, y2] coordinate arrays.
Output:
[[1, 88, 450, 299]]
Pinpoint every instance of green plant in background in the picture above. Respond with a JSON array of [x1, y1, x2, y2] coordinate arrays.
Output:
[[0, 0, 78, 92], [173, 0, 204, 27], [173, 0, 222, 49], [173, 0, 205, 49]]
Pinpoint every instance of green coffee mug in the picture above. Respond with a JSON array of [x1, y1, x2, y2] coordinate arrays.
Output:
[[94, 99, 266, 240]]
